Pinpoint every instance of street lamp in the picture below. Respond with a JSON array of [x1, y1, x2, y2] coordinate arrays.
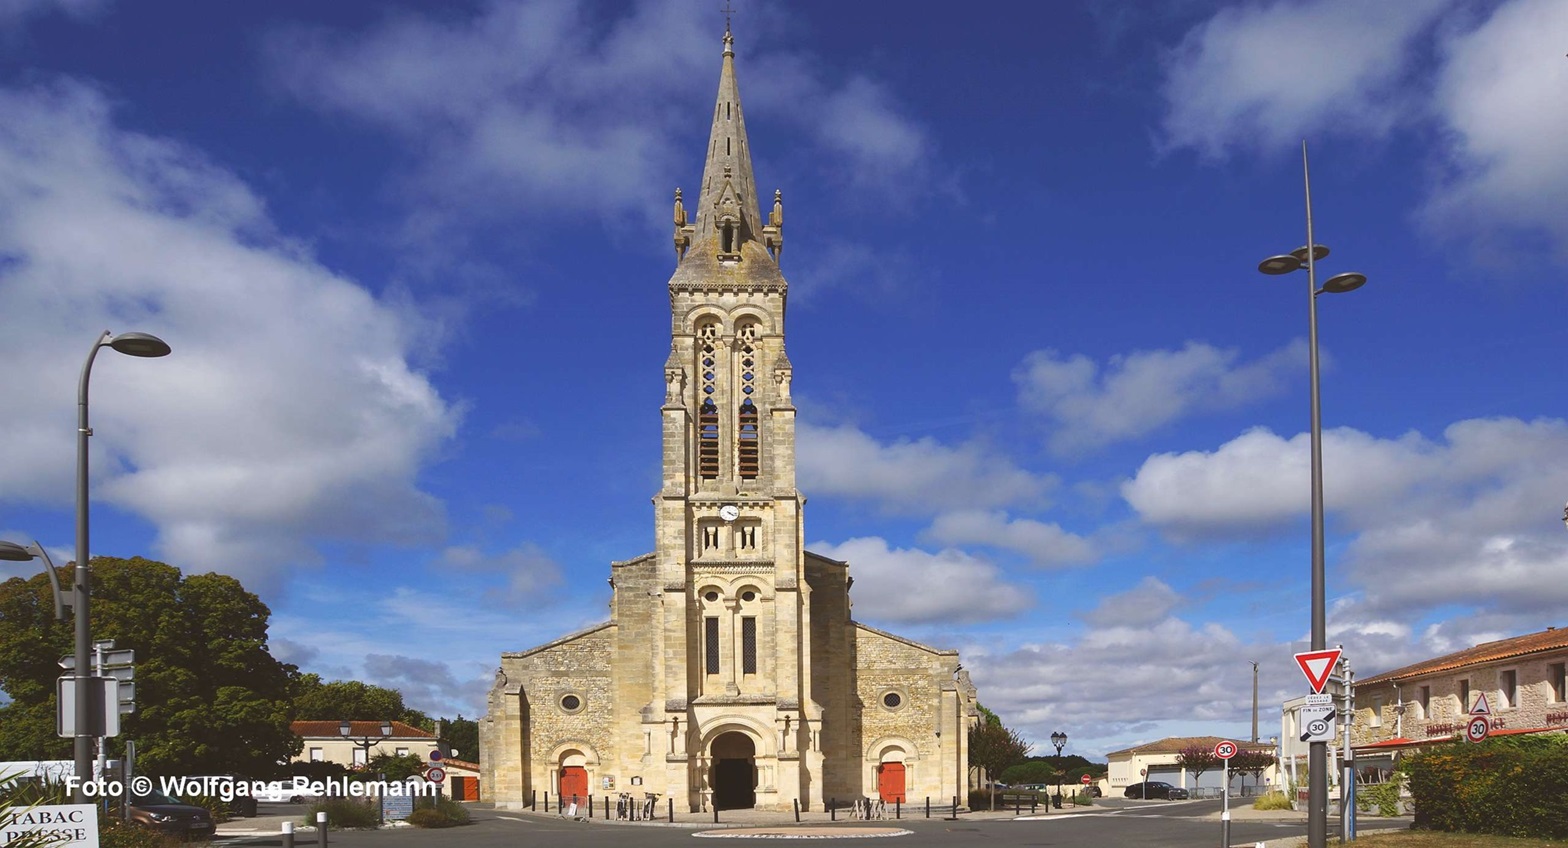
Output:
[[1257, 142, 1365, 848], [0, 540, 70, 621], [341, 721, 394, 767], [72, 330, 171, 802], [1050, 731, 1067, 807]]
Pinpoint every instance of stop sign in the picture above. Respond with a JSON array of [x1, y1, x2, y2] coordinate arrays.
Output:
[[1080, 774, 1091, 785]]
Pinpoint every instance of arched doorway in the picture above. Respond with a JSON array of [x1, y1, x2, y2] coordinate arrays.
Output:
[[877, 762, 906, 803], [710, 731, 756, 810]]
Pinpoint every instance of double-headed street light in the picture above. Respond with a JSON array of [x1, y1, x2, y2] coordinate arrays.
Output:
[[71, 330, 171, 802], [341, 721, 395, 767], [1050, 731, 1067, 806], [1257, 142, 1366, 848]]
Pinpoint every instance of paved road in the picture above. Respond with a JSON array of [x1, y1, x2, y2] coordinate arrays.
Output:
[[216, 799, 1411, 848]]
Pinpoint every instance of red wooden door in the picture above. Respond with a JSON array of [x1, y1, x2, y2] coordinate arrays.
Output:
[[559, 766, 588, 803], [877, 763, 906, 803]]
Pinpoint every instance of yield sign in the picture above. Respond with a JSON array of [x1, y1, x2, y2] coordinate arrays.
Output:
[[1295, 648, 1342, 694], [1469, 692, 1491, 715]]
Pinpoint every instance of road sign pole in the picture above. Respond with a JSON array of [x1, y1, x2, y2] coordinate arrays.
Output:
[[1221, 761, 1230, 848]]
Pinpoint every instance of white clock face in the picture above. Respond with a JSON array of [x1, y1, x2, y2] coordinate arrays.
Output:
[[719, 505, 739, 522]]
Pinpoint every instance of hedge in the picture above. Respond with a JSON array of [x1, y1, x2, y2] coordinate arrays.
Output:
[[1404, 734, 1568, 839]]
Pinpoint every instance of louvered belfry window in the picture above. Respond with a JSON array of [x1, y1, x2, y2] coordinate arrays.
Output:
[[697, 321, 721, 480], [736, 323, 759, 479], [705, 617, 721, 675]]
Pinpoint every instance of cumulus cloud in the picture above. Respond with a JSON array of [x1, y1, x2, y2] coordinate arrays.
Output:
[[1014, 340, 1307, 455], [267, 0, 932, 236], [438, 542, 564, 606], [1421, 0, 1568, 255], [922, 510, 1097, 568], [810, 537, 1032, 625], [0, 80, 459, 590], [1159, 0, 1450, 158], [1079, 576, 1183, 628], [1124, 416, 1568, 619], [798, 422, 1052, 514]]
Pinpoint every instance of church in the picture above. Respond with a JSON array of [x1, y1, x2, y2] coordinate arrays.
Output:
[[480, 27, 977, 813]]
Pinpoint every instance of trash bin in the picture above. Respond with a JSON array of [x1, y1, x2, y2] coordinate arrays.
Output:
[[1051, 793, 1063, 809]]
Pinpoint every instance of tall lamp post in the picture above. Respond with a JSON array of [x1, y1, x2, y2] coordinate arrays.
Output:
[[1257, 142, 1366, 848], [0, 540, 70, 621], [1050, 731, 1067, 807], [341, 721, 394, 767], [72, 330, 171, 802]]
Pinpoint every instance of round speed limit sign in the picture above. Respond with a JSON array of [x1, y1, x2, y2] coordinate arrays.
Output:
[[1465, 716, 1489, 743], [1214, 740, 1237, 760]]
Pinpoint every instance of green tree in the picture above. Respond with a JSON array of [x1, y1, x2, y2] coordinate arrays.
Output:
[[365, 752, 426, 781], [0, 557, 300, 777], [1230, 749, 1276, 792], [290, 675, 431, 729], [1175, 745, 1221, 789], [439, 714, 479, 763], [967, 705, 1031, 810]]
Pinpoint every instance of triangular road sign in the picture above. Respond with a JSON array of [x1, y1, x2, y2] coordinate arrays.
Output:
[[1470, 692, 1491, 716], [1295, 648, 1343, 694]]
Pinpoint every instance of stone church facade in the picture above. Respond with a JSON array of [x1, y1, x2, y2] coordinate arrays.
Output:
[[480, 29, 977, 813]]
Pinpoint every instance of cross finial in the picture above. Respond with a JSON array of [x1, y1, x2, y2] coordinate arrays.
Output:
[[723, 0, 734, 34]]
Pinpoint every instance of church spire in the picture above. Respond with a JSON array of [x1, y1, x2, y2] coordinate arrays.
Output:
[[674, 27, 781, 267]]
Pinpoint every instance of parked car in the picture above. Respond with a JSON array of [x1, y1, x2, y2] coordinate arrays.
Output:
[[129, 789, 216, 838], [1123, 781, 1189, 800]]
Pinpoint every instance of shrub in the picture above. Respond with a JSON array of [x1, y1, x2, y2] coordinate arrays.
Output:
[[1405, 735, 1568, 839], [1358, 781, 1400, 817], [405, 799, 470, 828], [304, 796, 381, 830], [99, 817, 185, 848], [1252, 791, 1294, 811], [1071, 791, 1094, 806]]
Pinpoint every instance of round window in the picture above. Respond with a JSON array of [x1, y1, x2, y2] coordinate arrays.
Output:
[[561, 694, 583, 712], [704, 591, 720, 602], [741, 591, 756, 602], [882, 692, 902, 709]]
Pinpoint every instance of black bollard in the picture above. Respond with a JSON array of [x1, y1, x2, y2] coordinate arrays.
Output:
[[896, 798, 901, 819], [713, 804, 719, 824], [668, 797, 674, 823], [1015, 795, 1020, 815], [925, 797, 930, 818], [830, 798, 836, 821], [794, 798, 800, 822], [589, 795, 593, 818]]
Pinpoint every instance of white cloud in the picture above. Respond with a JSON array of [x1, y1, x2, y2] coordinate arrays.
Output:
[[267, 0, 933, 238], [1124, 417, 1568, 619], [923, 510, 1097, 568], [1159, 0, 1450, 158], [798, 422, 1052, 514], [0, 80, 460, 590], [438, 542, 564, 606], [810, 537, 1032, 625], [1422, 0, 1568, 255], [1079, 576, 1183, 628], [1014, 341, 1307, 454]]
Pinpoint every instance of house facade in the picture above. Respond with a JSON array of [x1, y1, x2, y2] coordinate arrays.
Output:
[[290, 720, 441, 768], [479, 28, 977, 814], [1349, 626, 1568, 762], [1106, 735, 1279, 795]]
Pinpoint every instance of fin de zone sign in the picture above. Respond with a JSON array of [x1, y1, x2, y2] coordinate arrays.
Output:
[[1294, 648, 1342, 694]]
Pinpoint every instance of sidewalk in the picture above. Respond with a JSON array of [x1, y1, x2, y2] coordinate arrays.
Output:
[[486, 799, 1101, 829]]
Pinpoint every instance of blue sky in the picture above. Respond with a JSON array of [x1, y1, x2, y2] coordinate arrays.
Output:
[[1, 0, 1565, 760]]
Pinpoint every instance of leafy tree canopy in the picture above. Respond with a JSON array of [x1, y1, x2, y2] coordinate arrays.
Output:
[[0, 557, 300, 777], [290, 675, 432, 729], [1000, 754, 1105, 786], [1175, 745, 1221, 782], [439, 714, 478, 763]]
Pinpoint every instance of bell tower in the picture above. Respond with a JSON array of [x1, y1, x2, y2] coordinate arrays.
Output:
[[650, 24, 821, 811]]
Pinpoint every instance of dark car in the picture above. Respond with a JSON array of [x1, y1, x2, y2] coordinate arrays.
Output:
[[128, 790, 216, 838], [1124, 780, 1189, 800]]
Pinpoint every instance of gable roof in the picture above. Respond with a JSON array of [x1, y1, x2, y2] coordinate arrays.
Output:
[[1105, 735, 1273, 758], [1359, 626, 1568, 686], [291, 720, 435, 739]]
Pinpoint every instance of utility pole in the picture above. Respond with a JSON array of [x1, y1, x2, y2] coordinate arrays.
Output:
[[1251, 661, 1260, 743]]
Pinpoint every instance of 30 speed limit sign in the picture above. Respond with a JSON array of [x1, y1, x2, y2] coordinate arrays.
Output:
[[1214, 740, 1238, 760], [1465, 716, 1490, 743]]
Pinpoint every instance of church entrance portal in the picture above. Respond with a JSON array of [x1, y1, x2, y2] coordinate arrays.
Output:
[[877, 762, 906, 803], [559, 766, 588, 805], [709, 732, 756, 810]]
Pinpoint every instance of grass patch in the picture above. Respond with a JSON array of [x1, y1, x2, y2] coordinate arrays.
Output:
[[1252, 791, 1294, 811], [1338, 832, 1568, 847]]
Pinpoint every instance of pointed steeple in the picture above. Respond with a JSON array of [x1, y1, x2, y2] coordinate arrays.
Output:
[[696, 26, 762, 250]]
